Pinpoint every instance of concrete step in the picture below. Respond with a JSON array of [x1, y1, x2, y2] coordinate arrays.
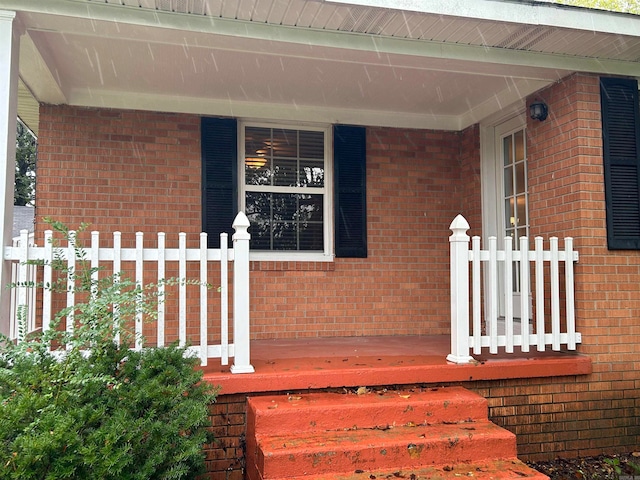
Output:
[[277, 458, 548, 480], [254, 421, 517, 479], [247, 387, 488, 437]]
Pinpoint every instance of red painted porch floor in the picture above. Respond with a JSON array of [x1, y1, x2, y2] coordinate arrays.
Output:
[[200, 335, 592, 395]]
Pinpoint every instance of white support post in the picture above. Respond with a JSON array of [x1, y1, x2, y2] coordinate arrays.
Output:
[[230, 212, 254, 374], [447, 214, 473, 364], [0, 11, 20, 337]]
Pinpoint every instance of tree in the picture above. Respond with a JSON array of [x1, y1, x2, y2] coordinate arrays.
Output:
[[555, 0, 640, 14], [14, 120, 36, 206]]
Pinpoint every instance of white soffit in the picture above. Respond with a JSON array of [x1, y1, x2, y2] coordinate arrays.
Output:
[[5, 0, 640, 130]]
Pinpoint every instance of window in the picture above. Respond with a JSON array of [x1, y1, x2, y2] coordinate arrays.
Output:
[[240, 124, 329, 254], [201, 118, 367, 259], [600, 77, 640, 249]]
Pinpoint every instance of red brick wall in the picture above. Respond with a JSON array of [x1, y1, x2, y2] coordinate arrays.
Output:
[[37, 106, 202, 244], [36, 106, 477, 339], [499, 72, 640, 460], [458, 123, 482, 234]]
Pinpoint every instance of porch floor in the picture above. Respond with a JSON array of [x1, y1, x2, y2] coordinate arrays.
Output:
[[200, 335, 592, 395]]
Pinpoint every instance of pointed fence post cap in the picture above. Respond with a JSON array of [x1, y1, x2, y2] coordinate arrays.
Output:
[[232, 211, 250, 240], [449, 214, 470, 242]]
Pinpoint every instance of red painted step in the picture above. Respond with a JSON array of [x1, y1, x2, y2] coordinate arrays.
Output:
[[254, 421, 516, 479], [246, 387, 549, 480], [278, 458, 549, 480], [248, 387, 487, 437]]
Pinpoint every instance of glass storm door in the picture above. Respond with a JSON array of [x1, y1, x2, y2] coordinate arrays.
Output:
[[501, 127, 530, 319]]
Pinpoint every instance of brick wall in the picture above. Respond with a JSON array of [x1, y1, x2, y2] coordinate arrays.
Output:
[[36, 107, 475, 339], [37, 106, 202, 244], [204, 394, 247, 480], [507, 72, 640, 459]]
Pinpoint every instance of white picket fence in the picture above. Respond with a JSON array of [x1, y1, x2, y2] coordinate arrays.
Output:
[[448, 214, 581, 364], [4, 212, 254, 374], [9, 232, 37, 339]]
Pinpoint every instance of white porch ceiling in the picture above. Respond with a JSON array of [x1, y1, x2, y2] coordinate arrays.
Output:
[[8, 0, 640, 132]]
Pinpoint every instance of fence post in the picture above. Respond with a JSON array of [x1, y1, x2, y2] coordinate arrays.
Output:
[[230, 212, 254, 374], [447, 214, 473, 364]]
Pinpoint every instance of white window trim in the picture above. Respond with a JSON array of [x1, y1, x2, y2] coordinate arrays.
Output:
[[238, 120, 334, 262]]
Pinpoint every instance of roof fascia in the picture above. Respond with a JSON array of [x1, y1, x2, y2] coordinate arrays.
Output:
[[8, 1, 640, 77], [328, 0, 640, 38]]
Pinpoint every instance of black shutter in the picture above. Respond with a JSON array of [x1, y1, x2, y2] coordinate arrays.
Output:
[[334, 125, 367, 258], [600, 77, 640, 250], [201, 117, 237, 248]]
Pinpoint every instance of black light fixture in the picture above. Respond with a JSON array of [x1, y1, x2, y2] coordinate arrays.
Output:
[[529, 101, 548, 121]]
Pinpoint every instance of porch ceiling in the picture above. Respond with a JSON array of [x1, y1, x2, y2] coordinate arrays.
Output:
[[8, 0, 640, 131]]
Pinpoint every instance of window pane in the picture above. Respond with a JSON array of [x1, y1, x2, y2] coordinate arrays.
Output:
[[245, 127, 272, 185], [515, 161, 526, 194], [299, 131, 324, 159], [273, 157, 299, 187], [272, 129, 298, 158], [516, 194, 527, 227], [504, 165, 513, 197], [245, 192, 324, 251], [300, 162, 324, 187], [514, 130, 525, 162], [245, 127, 271, 155], [245, 192, 272, 250], [505, 198, 514, 229], [503, 136, 512, 166], [245, 163, 271, 185]]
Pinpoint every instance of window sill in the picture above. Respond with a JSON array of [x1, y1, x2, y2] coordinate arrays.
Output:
[[249, 252, 334, 262]]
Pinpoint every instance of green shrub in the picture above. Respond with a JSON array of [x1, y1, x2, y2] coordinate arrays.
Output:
[[0, 220, 217, 480]]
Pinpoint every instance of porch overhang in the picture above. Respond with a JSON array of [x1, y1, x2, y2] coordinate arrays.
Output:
[[6, 0, 640, 133]]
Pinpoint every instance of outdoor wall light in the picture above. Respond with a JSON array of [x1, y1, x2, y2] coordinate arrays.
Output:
[[529, 101, 548, 121]]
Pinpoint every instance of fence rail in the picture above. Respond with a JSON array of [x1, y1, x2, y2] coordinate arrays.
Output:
[[4, 212, 254, 374], [448, 214, 581, 364]]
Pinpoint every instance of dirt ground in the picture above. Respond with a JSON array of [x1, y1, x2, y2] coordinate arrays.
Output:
[[528, 452, 640, 479]]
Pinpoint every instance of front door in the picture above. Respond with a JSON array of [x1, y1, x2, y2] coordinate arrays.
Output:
[[481, 114, 531, 324]]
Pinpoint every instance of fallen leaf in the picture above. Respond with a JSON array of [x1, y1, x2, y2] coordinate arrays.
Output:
[[356, 386, 369, 395]]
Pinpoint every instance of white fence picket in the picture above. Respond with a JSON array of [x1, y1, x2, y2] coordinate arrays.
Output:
[[113, 231, 122, 345], [157, 232, 165, 348], [199, 232, 208, 365], [135, 231, 144, 351], [4, 213, 253, 373], [519, 236, 530, 353], [550, 237, 560, 351], [66, 231, 76, 343], [471, 236, 482, 355], [535, 236, 545, 352], [220, 233, 229, 365], [565, 238, 577, 350], [504, 236, 514, 353]]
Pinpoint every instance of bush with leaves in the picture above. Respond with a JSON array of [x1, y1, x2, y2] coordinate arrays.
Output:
[[0, 221, 217, 480]]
